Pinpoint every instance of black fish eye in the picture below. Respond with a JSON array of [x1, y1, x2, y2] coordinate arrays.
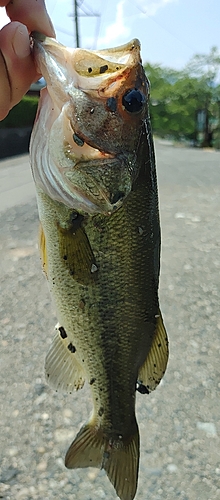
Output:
[[122, 88, 145, 113]]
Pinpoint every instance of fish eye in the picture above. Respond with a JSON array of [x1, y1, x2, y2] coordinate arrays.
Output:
[[122, 88, 145, 113]]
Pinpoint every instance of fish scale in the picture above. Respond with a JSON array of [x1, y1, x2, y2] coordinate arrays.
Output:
[[30, 33, 169, 500]]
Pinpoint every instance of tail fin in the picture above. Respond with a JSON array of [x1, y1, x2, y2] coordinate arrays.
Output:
[[65, 420, 140, 500], [104, 428, 140, 500], [65, 420, 104, 469]]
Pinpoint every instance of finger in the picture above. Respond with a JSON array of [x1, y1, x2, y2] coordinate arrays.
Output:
[[0, 22, 39, 119], [5, 0, 55, 37], [0, 50, 11, 119]]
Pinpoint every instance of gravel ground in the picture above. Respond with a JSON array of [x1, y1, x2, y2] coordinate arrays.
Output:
[[0, 141, 219, 500]]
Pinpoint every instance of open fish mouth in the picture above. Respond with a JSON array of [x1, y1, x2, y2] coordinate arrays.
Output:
[[30, 34, 149, 214]]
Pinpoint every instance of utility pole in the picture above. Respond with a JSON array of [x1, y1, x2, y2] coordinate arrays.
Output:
[[74, 0, 80, 48], [71, 1, 100, 49]]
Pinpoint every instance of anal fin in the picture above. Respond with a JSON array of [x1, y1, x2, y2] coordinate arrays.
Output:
[[137, 310, 169, 393], [45, 324, 85, 392]]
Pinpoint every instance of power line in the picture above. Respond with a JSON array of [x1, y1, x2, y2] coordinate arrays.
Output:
[[136, 2, 198, 53], [92, 15, 102, 49], [55, 26, 73, 37], [71, 0, 101, 48], [78, 0, 100, 17]]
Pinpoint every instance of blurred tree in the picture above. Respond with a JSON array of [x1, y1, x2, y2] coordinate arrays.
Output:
[[144, 46, 220, 147], [0, 95, 38, 129], [185, 46, 220, 146], [185, 46, 220, 83]]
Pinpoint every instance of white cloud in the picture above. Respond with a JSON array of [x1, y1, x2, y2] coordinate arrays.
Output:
[[96, 0, 130, 48], [92, 0, 177, 49], [136, 0, 177, 17]]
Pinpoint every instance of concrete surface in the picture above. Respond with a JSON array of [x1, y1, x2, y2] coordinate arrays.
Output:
[[0, 142, 219, 500], [0, 154, 35, 213]]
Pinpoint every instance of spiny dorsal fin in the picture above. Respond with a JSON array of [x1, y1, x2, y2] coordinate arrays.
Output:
[[137, 310, 169, 393], [65, 418, 139, 500], [45, 324, 85, 392]]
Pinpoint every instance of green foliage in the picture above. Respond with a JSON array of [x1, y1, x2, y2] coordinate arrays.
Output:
[[144, 46, 220, 146], [0, 95, 38, 129], [186, 46, 220, 84]]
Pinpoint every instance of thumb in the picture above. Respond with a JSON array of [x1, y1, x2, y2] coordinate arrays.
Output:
[[0, 22, 38, 119], [6, 0, 55, 37]]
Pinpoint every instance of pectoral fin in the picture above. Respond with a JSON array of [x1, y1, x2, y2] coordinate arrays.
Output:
[[39, 223, 48, 278], [45, 324, 85, 392], [57, 219, 97, 285], [137, 311, 168, 393]]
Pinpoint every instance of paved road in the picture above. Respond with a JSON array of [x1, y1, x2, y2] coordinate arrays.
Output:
[[0, 155, 35, 213], [1, 142, 219, 211], [0, 142, 219, 500]]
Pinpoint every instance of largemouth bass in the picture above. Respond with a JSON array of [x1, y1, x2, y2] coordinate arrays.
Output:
[[30, 33, 168, 500]]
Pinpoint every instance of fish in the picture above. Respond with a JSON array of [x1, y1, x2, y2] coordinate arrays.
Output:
[[30, 33, 169, 500]]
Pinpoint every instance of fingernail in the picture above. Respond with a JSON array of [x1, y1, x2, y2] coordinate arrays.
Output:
[[12, 24, 30, 58]]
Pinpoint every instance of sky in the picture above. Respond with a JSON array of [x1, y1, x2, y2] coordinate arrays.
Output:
[[0, 0, 219, 69]]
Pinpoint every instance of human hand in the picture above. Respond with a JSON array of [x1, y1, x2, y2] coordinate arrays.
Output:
[[0, 0, 55, 120]]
